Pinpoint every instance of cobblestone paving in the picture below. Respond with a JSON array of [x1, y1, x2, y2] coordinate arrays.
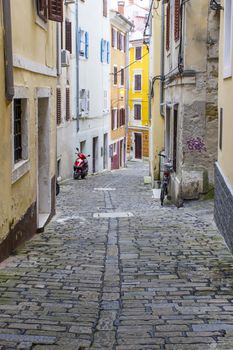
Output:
[[1, 162, 233, 349]]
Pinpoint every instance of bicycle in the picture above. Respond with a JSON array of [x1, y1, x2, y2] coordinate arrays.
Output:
[[159, 153, 173, 206]]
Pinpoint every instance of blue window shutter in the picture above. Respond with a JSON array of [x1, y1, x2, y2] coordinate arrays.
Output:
[[85, 32, 89, 58], [100, 39, 104, 62], [107, 41, 110, 64]]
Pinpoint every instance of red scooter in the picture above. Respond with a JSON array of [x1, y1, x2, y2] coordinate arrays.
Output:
[[73, 148, 90, 180]]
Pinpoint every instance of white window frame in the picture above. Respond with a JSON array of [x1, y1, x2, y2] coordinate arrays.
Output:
[[224, 0, 233, 78], [11, 87, 30, 184]]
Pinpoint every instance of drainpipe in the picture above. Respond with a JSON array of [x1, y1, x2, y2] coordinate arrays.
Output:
[[160, 0, 165, 117], [2, 0, 14, 101], [125, 30, 130, 165], [76, 0, 79, 132]]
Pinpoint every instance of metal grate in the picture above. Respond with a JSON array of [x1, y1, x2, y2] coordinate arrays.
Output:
[[14, 99, 22, 163]]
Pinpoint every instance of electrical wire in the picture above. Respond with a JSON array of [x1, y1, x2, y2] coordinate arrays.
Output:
[[110, 50, 149, 76]]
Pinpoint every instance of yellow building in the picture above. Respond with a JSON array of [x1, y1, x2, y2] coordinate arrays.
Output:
[[149, 4, 164, 186], [215, 0, 233, 250], [127, 41, 150, 160], [0, 0, 61, 261], [110, 8, 132, 170]]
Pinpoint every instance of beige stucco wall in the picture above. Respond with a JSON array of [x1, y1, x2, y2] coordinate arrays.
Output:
[[218, 2, 233, 186], [0, 0, 57, 242]]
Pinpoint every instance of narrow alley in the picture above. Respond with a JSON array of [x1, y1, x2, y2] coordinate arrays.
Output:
[[0, 162, 233, 350]]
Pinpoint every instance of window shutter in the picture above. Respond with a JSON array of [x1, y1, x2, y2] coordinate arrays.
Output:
[[111, 110, 115, 130], [135, 75, 141, 90], [85, 32, 89, 58], [117, 32, 120, 50], [174, 0, 180, 42], [117, 109, 120, 128], [65, 21, 72, 53], [107, 41, 110, 64], [114, 66, 118, 85], [123, 109, 126, 125], [66, 87, 70, 121], [124, 35, 126, 52], [100, 39, 104, 62], [56, 88, 61, 125], [112, 28, 115, 47], [121, 69, 124, 85], [136, 47, 141, 60], [48, 0, 63, 22], [166, 1, 170, 51], [119, 33, 122, 51], [103, 0, 107, 17]]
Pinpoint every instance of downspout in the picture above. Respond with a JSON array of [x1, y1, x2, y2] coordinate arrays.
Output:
[[125, 30, 130, 165], [76, 0, 79, 132], [2, 0, 14, 101], [160, 0, 165, 117]]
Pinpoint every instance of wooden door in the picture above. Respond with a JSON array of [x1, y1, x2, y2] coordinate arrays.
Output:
[[135, 133, 142, 159]]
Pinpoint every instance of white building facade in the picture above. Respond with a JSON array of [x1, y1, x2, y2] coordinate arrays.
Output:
[[77, 0, 111, 173], [57, 1, 78, 180]]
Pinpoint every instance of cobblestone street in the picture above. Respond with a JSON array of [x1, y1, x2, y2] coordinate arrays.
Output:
[[1, 162, 233, 349]]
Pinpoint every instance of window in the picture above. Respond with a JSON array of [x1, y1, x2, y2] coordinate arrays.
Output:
[[65, 21, 72, 53], [174, 0, 180, 42], [103, 0, 107, 17], [36, 0, 63, 22], [134, 104, 141, 120], [56, 88, 61, 125], [111, 109, 117, 130], [134, 74, 142, 91], [117, 32, 124, 51], [66, 87, 70, 121], [79, 29, 89, 58], [101, 39, 110, 63], [13, 98, 28, 164], [135, 47, 142, 60], [120, 108, 126, 126], [166, 1, 170, 51], [14, 99, 22, 163], [112, 28, 117, 48], [224, 0, 233, 78], [120, 69, 124, 85], [114, 66, 118, 85], [219, 108, 223, 150]]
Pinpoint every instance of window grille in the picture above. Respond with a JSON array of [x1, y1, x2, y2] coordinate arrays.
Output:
[[14, 99, 22, 163]]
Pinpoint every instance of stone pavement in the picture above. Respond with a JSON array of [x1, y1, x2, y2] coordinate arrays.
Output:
[[1, 162, 233, 349]]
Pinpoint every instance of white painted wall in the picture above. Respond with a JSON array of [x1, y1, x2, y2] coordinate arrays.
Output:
[[77, 0, 111, 173], [57, 2, 78, 180]]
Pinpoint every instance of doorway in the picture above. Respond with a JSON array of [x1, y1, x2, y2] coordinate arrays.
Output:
[[37, 97, 51, 229], [134, 133, 142, 159], [92, 136, 98, 173], [103, 133, 108, 169]]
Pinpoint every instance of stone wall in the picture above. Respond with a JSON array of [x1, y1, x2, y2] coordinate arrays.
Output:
[[215, 163, 233, 252]]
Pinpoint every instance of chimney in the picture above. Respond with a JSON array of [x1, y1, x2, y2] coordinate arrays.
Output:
[[118, 1, 125, 15]]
